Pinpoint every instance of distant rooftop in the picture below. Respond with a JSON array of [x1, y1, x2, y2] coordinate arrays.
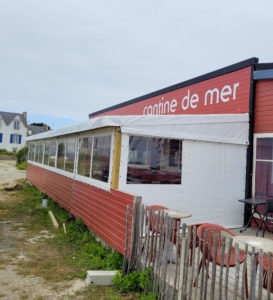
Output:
[[0, 111, 27, 126]]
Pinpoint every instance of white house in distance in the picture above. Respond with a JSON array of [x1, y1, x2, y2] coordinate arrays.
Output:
[[0, 111, 48, 152]]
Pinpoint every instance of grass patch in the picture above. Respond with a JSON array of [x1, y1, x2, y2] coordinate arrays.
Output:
[[17, 161, 27, 170], [0, 182, 141, 299]]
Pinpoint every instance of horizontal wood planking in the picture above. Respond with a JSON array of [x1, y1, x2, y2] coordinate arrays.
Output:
[[26, 163, 135, 255], [254, 79, 273, 133], [71, 180, 134, 254]]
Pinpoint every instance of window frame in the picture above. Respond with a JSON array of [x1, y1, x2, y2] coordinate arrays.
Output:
[[75, 129, 115, 189], [14, 120, 20, 130], [27, 128, 115, 190], [120, 134, 183, 186], [253, 133, 273, 197]]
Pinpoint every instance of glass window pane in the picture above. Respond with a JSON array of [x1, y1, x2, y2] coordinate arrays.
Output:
[[34, 143, 40, 162], [78, 137, 92, 177], [127, 136, 182, 184], [65, 139, 75, 173], [38, 144, 44, 163], [255, 161, 273, 198], [256, 138, 273, 160], [28, 143, 35, 161], [57, 142, 65, 170], [91, 135, 111, 182], [43, 142, 50, 165], [48, 141, 57, 167]]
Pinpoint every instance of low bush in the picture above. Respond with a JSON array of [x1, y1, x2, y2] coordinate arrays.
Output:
[[113, 269, 152, 294], [16, 146, 28, 165], [17, 161, 27, 170], [0, 148, 15, 156]]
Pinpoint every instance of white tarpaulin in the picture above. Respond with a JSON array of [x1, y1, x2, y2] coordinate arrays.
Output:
[[26, 113, 249, 145]]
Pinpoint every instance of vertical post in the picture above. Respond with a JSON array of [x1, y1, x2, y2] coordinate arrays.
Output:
[[111, 128, 122, 189], [127, 196, 141, 272], [178, 223, 187, 299]]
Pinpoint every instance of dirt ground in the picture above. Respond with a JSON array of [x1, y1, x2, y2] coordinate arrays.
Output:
[[0, 160, 87, 299]]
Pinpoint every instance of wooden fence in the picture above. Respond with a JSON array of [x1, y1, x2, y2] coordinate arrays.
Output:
[[122, 203, 273, 300]]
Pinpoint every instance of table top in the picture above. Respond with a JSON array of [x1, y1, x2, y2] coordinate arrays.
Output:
[[161, 209, 192, 219], [238, 198, 266, 205], [233, 235, 273, 253]]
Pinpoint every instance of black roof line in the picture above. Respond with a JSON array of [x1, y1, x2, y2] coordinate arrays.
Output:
[[89, 57, 259, 117], [255, 63, 273, 71]]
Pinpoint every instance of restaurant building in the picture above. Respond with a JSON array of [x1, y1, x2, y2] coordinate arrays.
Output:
[[25, 57, 273, 253]]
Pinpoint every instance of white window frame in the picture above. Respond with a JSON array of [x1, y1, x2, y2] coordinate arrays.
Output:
[[14, 120, 20, 130], [252, 133, 273, 197], [13, 134, 20, 144], [75, 129, 115, 190], [27, 128, 115, 191]]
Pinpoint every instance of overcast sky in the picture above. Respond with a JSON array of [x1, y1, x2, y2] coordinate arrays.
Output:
[[0, 0, 273, 129]]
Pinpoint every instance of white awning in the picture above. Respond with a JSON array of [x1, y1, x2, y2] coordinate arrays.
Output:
[[26, 113, 249, 145]]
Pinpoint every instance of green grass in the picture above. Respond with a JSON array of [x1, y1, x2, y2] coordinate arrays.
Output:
[[10, 183, 123, 278], [17, 161, 27, 170], [1, 182, 147, 299], [0, 148, 15, 156]]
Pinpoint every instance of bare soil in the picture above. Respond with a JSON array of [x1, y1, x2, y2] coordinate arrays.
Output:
[[0, 160, 111, 299]]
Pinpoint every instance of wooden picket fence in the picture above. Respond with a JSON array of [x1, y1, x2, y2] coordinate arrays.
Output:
[[122, 202, 273, 300]]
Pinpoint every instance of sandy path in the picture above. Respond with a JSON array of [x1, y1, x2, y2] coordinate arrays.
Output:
[[0, 160, 87, 299], [0, 160, 26, 187]]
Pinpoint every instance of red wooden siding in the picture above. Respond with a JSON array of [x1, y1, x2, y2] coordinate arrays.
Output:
[[26, 163, 134, 255], [91, 67, 251, 118], [254, 79, 273, 133]]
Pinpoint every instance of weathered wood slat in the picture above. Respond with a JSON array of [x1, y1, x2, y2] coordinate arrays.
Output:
[[122, 204, 130, 275], [219, 236, 226, 299], [266, 251, 272, 300], [233, 243, 240, 299], [210, 233, 218, 300], [188, 226, 196, 300], [224, 237, 233, 300], [258, 249, 264, 300], [240, 243, 248, 300]]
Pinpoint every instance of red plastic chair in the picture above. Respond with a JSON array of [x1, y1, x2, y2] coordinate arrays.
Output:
[[146, 205, 169, 261], [257, 238, 273, 293], [147, 205, 169, 232], [197, 223, 248, 298], [178, 224, 202, 265]]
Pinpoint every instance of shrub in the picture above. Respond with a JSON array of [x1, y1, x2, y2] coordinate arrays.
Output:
[[17, 161, 27, 170], [0, 148, 15, 156], [113, 269, 152, 293], [16, 146, 28, 165]]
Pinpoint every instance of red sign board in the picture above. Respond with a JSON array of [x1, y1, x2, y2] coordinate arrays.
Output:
[[91, 67, 251, 118]]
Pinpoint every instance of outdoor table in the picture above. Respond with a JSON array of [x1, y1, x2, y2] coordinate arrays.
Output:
[[233, 235, 273, 254], [238, 198, 266, 236], [154, 209, 192, 261], [158, 209, 192, 219]]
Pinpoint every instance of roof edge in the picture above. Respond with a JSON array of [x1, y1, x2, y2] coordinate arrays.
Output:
[[89, 57, 259, 118]]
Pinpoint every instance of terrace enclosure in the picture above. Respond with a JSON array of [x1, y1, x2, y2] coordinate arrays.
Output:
[[26, 57, 273, 254]]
